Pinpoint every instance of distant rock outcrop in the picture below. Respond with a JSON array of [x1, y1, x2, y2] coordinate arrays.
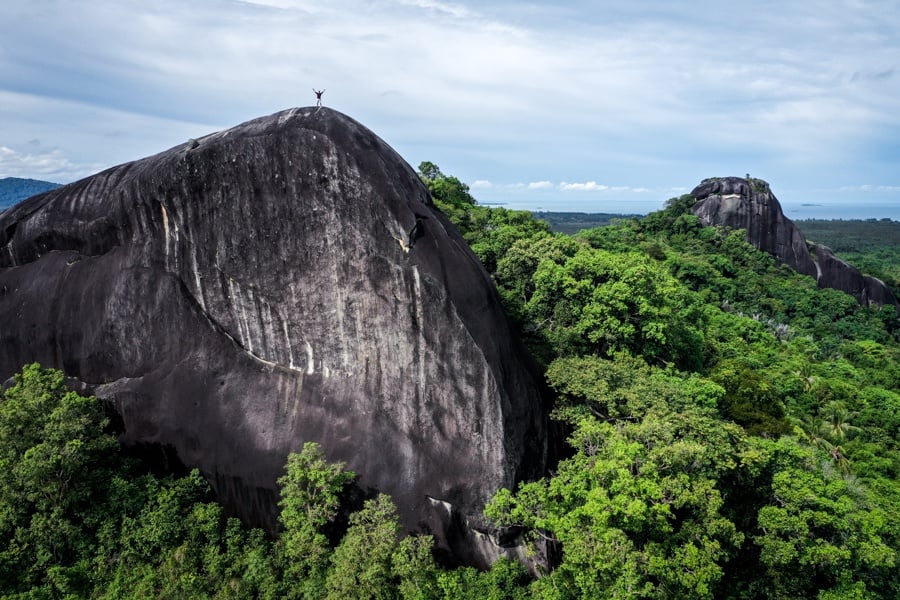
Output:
[[690, 176, 898, 307], [0, 107, 547, 564]]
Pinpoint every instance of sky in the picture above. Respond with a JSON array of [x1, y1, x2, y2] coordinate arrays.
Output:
[[1, 0, 899, 219]]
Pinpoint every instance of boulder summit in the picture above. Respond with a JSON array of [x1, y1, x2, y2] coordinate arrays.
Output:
[[691, 176, 898, 307], [0, 107, 547, 563]]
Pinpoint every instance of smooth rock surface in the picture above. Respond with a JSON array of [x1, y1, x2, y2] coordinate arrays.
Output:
[[0, 107, 547, 563], [690, 176, 898, 307]]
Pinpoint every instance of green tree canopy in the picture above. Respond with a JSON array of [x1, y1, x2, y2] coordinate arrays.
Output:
[[0, 363, 118, 596], [417, 161, 476, 207]]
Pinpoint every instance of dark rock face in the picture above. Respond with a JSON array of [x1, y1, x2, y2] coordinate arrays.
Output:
[[690, 176, 898, 307], [0, 107, 547, 563], [689, 177, 816, 278]]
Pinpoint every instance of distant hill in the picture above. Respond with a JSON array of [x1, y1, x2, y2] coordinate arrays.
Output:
[[0, 177, 62, 209]]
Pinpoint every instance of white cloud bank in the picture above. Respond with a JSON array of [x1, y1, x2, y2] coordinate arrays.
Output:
[[559, 181, 608, 192], [472, 179, 683, 196], [0, 145, 99, 182], [0, 0, 897, 215]]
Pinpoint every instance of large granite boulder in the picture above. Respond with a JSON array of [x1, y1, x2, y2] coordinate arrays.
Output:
[[0, 107, 547, 564], [690, 176, 898, 307]]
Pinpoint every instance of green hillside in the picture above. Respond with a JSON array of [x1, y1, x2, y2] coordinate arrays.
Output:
[[1, 165, 897, 599], [0, 177, 61, 209]]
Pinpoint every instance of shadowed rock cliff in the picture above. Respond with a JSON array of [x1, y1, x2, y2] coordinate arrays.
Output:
[[0, 107, 547, 564], [690, 176, 898, 307]]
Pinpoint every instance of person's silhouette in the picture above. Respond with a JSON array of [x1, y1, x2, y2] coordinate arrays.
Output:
[[313, 89, 325, 107]]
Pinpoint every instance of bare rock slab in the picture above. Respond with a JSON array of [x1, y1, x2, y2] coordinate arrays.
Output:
[[0, 107, 548, 563]]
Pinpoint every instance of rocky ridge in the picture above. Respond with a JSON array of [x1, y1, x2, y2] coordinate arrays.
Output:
[[690, 176, 898, 308]]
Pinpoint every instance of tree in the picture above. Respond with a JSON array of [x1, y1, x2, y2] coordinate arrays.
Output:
[[821, 401, 861, 442], [494, 234, 581, 362], [0, 363, 118, 596], [711, 359, 792, 437], [392, 534, 440, 600], [436, 559, 529, 600], [326, 493, 400, 600], [522, 245, 705, 366], [546, 353, 723, 425], [101, 470, 214, 598], [417, 161, 442, 182], [638, 194, 698, 236], [416, 161, 476, 207], [277, 442, 356, 598], [486, 410, 746, 599], [754, 451, 895, 598], [466, 207, 552, 274], [791, 413, 832, 453]]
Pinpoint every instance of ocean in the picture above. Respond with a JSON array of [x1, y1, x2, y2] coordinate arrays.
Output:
[[500, 199, 900, 221], [781, 202, 900, 222]]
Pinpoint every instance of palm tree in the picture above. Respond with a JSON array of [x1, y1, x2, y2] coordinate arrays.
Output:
[[829, 445, 852, 476], [791, 413, 832, 453], [821, 401, 860, 441], [792, 411, 855, 477], [796, 363, 818, 394]]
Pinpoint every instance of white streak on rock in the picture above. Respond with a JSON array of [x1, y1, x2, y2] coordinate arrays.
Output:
[[427, 495, 453, 519], [305, 341, 314, 375], [228, 278, 249, 351], [160, 203, 170, 267], [261, 299, 276, 360], [6, 237, 15, 266], [190, 247, 206, 312], [245, 287, 258, 354], [282, 319, 295, 370], [412, 266, 426, 396]]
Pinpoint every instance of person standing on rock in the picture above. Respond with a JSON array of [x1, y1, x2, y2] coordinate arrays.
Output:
[[313, 89, 325, 107]]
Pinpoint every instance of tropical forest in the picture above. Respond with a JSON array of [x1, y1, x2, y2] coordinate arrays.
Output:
[[1, 163, 898, 599]]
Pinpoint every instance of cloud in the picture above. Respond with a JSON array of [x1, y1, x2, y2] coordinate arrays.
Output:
[[0, 0, 898, 218], [851, 66, 896, 82], [840, 184, 900, 193], [0, 145, 97, 182], [394, 0, 472, 18], [472, 180, 555, 192], [528, 181, 553, 190], [475, 180, 689, 198], [559, 181, 609, 192]]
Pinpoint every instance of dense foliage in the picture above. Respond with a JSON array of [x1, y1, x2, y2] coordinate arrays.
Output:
[[0, 364, 529, 599], [1, 164, 897, 598], [423, 164, 899, 598]]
